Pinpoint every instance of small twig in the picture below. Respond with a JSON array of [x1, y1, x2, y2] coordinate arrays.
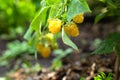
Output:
[[86, 62, 96, 80], [114, 54, 120, 80]]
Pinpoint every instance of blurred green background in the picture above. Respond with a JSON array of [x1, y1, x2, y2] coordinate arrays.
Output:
[[0, 0, 41, 78], [0, 0, 40, 39]]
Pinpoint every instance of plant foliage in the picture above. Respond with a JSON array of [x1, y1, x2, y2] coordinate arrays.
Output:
[[92, 32, 120, 57], [24, 0, 91, 51], [0, 41, 34, 66], [94, 0, 120, 23], [94, 72, 113, 80], [0, 0, 38, 38]]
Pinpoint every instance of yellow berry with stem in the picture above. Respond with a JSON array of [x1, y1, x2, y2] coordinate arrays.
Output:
[[48, 19, 62, 34], [73, 14, 84, 23], [36, 43, 51, 58], [64, 23, 79, 37], [40, 46, 51, 58]]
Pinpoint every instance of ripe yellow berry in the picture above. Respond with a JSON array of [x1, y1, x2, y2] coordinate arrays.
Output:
[[73, 14, 84, 23], [64, 23, 79, 37], [48, 19, 62, 34], [40, 46, 51, 58], [36, 43, 51, 58]]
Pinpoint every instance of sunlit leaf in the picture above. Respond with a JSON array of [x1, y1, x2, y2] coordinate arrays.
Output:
[[30, 6, 50, 31], [94, 72, 113, 80], [46, 0, 61, 6], [24, 27, 33, 40], [62, 28, 79, 51], [49, 5, 61, 18], [67, 0, 91, 22], [24, 6, 50, 40]]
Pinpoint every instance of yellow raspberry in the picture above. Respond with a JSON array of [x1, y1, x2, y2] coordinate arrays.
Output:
[[64, 23, 79, 37], [48, 19, 62, 34], [36, 43, 51, 58], [73, 14, 84, 23], [40, 46, 51, 58]]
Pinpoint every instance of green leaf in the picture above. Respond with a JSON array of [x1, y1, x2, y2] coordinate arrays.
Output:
[[46, 0, 61, 6], [51, 59, 62, 70], [24, 6, 50, 40], [53, 48, 72, 60], [80, 77, 86, 80], [94, 72, 113, 80], [99, 72, 106, 79], [115, 43, 120, 57], [94, 13, 106, 24], [54, 49, 64, 55], [67, 0, 91, 22], [94, 72, 106, 80], [107, 0, 117, 9], [30, 6, 50, 31], [106, 32, 120, 46], [24, 27, 33, 40], [0, 40, 34, 62], [49, 5, 61, 18], [62, 28, 79, 51], [92, 32, 120, 55], [65, 48, 73, 54], [106, 73, 113, 80], [92, 37, 115, 55]]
